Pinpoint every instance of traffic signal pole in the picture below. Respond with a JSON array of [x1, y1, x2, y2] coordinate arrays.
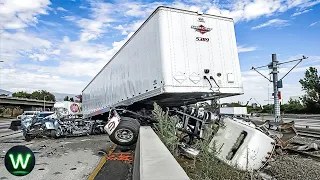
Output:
[[251, 54, 307, 123]]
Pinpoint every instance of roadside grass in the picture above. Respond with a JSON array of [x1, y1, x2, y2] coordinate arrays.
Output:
[[152, 103, 250, 180]]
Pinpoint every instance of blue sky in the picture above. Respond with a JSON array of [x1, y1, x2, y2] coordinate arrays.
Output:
[[0, 0, 320, 105]]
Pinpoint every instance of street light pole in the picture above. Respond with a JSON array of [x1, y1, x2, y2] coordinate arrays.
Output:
[[0, 61, 3, 90], [44, 95, 48, 111]]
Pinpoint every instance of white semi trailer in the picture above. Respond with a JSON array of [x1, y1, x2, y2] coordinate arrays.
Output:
[[83, 6, 243, 145]]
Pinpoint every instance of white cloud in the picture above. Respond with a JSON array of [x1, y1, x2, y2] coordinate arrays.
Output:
[[0, 68, 85, 94], [57, 7, 67, 12], [237, 45, 257, 53], [297, 0, 320, 8], [114, 20, 144, 35], [78, 18, 112, 41], [63, 16, 77, 21], [205, 0, 320, 23], [0, 0, 51, 29], [28, 53, 48, 61], [59, 39, 110, 60], [0, 31, 53, 63], [310, 21, 318, 26], [76, 1, 115, 41], [49, 49, 61, 55], [291, 9, 312, 17], [251, 19, 290, 30]]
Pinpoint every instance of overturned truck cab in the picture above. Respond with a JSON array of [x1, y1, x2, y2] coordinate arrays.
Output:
[[209, 117, 276, 171]]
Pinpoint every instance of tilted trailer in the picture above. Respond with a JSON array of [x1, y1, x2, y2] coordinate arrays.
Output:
[[82, 6, 295, 171], [83, 6, 243, 143]]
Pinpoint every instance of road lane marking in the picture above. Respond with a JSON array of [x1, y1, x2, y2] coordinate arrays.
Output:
[[87, 144, 117, 180]]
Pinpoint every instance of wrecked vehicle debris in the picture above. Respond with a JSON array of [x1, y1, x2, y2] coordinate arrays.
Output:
[[20, 107, 107, 141], [21, 113, 56, 141]]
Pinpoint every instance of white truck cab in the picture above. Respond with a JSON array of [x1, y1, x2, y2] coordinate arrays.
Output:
[[45, 101, 82, 119]]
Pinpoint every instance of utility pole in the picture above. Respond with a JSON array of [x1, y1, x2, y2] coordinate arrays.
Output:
[[271, 54, 280, 123], [251, 54, 307, 124], [0, 61, 3, 90]]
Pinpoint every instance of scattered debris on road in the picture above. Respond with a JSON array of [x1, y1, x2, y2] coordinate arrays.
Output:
[[297, 142, 318, 151]]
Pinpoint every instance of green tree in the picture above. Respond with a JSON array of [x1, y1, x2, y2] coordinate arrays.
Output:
[[12, 91, 31, 99], [64, 96, 69, 101], [261, 104, 274, 113], [281, 98, 305, 113], [30, 90, 56, 102], [69, 97, 74, 102], [299, 67, 320, 113]]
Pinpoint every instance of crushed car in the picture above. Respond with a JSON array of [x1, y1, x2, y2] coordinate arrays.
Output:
[[21, 107, 106, 141]]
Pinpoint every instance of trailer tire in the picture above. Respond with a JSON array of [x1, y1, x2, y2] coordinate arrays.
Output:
[[109, 117, 140, 146]]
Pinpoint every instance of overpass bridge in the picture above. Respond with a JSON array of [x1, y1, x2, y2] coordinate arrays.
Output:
[[0, 96, 55, 111]]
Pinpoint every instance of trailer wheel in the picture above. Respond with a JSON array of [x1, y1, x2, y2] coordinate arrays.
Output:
[[109, 117, 140, 146]]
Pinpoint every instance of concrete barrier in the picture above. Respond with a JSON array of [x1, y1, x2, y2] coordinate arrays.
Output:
[[133, 126, 190, 180]]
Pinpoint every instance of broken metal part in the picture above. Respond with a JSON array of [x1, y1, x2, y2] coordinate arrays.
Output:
[[257, 120, 297, 149], [296, 143, 318, 151], [179, 143, 200, 159]]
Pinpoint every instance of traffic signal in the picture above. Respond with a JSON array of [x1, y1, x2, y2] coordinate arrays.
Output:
[[278, 91, 281, 100]]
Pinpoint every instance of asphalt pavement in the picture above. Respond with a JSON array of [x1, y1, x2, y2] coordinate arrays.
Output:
[[0, 119, 134, 180]]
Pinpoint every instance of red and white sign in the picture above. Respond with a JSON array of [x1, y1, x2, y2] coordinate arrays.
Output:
[[70, 103, 79, 113]]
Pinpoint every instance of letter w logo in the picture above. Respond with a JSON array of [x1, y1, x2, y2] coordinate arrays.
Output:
[[9, 154, 31, 169]]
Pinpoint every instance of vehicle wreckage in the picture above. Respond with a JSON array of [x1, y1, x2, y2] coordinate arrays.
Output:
[[20, 104, 107, 141], [103, 106, 297, 171], [78, 6, 299, 172], [9, 6, 297, 172]]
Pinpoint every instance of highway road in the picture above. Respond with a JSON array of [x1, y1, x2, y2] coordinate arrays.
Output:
[[0, 119, 133, 180], [250, 116, 320, 129]]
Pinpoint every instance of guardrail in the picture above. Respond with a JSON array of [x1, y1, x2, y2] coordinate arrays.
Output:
[[251, 116, 320, 134], [260, 113, 320, 119], [133, 126, 190, 180]]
